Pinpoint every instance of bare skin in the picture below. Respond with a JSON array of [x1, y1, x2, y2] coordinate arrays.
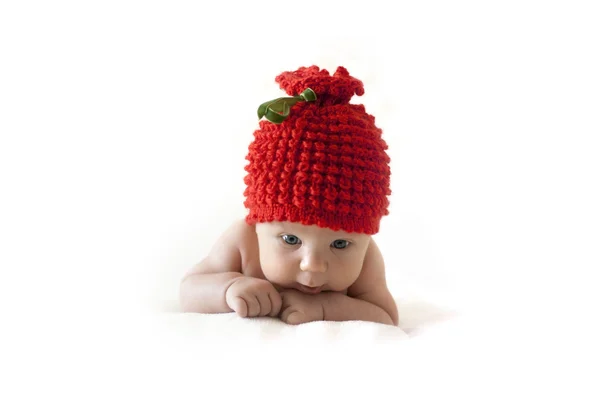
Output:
[[179, 219, 399, 326]]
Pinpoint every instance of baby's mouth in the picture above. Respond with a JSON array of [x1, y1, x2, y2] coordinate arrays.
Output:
[[296, 283, 324, 295]]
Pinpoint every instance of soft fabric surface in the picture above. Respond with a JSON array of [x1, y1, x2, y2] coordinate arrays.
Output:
[[6, 272, 594, 400], [131, 277, 596, 400], [157, 294, 451, 343]]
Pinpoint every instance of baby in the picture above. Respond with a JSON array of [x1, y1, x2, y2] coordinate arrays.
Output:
[[180, 65, 399, 326]]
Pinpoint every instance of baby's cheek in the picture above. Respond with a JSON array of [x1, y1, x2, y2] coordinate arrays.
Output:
[[332, 264, 363, 289], [261, 261, 294, 285]]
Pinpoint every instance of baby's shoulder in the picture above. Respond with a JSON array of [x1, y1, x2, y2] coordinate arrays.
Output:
[[218, 218, 257, 251], [221, 219, 262, 276]]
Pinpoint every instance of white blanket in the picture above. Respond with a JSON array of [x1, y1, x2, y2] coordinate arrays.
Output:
[[156, 294, 450, 343], [134, 278, 596, 400], [4, 270, 595, 400]]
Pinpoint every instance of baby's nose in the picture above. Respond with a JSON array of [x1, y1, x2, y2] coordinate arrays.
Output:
[[299, 251, 327, 273]]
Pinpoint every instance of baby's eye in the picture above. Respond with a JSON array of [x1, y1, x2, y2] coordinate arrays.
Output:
[[281, 234, 301, 245], [331, 239, 350, 249]]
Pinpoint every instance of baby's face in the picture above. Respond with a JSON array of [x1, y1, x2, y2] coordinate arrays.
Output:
[[255, 221, 371, 294]]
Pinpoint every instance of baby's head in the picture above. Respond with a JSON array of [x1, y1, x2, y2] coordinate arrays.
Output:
[[243, 66, 391, 292]]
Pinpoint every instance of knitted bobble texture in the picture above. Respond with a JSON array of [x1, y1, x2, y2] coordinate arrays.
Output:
[[243, 66, 391, 234]]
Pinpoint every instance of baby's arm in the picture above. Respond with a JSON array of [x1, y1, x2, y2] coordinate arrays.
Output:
[[179, 220, 246, 313], [180, 220, 282, 317], [327, 238, 399, 325]]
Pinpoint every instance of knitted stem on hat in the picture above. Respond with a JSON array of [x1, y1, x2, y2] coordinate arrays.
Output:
[[243, 66, 391, 235]]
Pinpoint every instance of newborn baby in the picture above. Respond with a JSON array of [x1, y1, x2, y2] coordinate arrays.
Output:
[[179, 65, 398, 326]]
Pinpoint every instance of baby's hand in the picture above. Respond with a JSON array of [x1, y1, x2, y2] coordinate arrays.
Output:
[[225, 277, 282, 318], [279, 290, 325, 325]]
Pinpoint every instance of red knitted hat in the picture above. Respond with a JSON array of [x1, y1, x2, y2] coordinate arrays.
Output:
[[243, 65, 391, 235]]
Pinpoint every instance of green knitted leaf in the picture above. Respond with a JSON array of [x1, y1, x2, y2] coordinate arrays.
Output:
[[257, 88, 316, 124]]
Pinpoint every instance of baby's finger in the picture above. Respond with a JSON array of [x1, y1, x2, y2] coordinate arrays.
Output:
[[268, 290, 282, 317], [244, 295, 260, 317], [229, 297, 248, 318], [285, 311, 307, 325], [279, 304, 295, 322], [256, 292, 272, 316]]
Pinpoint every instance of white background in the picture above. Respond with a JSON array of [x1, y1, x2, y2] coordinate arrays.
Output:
[[1, 0, 599, 398]]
